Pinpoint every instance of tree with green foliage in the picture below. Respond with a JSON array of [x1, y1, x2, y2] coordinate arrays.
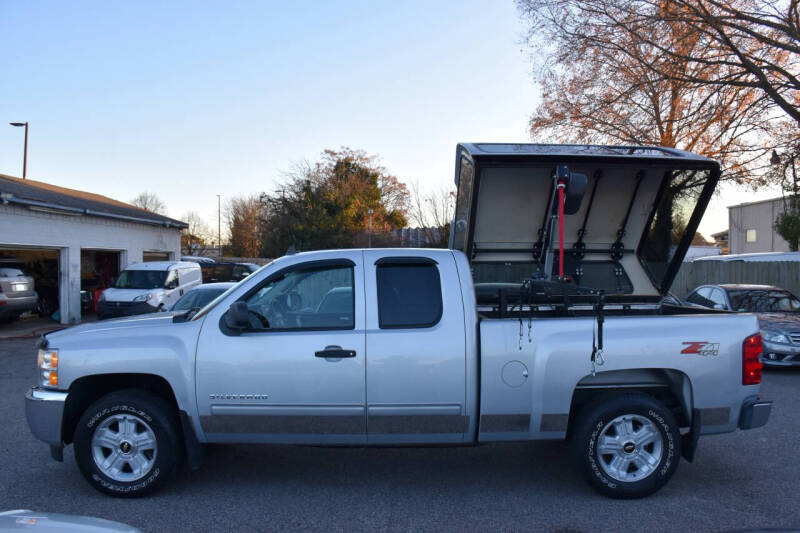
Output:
[[259, 148, 409, 256]]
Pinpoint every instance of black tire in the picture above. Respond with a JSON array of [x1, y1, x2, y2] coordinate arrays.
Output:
[[74, 390, 182, 497], [571, 393, 681, 499]]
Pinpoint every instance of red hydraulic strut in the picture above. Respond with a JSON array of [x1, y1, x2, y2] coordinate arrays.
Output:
[[557, 179, 566, 279]]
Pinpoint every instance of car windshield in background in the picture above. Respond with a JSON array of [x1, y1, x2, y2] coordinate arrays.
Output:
[[114, 270, 167, 289], [0, 267, 26, 277], [172, 288, 228, 312], [727, 289, 800, 312]]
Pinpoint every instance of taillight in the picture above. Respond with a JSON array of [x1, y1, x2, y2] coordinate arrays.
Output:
[[743, 333, 763, 385]]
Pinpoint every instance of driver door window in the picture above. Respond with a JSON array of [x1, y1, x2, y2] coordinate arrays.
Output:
[[244, 264, 354, 330]]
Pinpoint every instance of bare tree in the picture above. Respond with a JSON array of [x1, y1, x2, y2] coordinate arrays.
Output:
[[181, 212, 215, 256], [130, 192, 168, 215], [626, 1, 800, 126], [517, 0, 783, 183], [408, 182, 455, 248], [226, 195, 263, 258]]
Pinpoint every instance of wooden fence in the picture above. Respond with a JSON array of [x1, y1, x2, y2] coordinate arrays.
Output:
[[672, 261, 800, 297]]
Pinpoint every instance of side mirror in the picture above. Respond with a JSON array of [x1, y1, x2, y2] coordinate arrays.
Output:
[[225, 301, 250, 330]]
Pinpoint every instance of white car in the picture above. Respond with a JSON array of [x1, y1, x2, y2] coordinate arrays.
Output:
[[97, 261, 201, 319]]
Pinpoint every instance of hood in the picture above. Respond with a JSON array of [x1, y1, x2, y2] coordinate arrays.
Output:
[[449, 143, 720, 299], [102, 287, 164, 302], [757, 312, 800, 332], [43, 313, 176, 345]]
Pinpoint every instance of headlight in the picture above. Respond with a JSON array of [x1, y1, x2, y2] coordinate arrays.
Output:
[[761, 329, 789, 344], [37, 348, 59, 388], [133, 293, 153, 302]]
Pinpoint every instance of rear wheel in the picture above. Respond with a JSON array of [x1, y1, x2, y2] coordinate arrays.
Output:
[[572, 393, 680, 499], [74, 390, 182, 497]]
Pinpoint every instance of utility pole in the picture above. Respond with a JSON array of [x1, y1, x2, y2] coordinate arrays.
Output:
[[9, 122, 28, 178], [368, 208, 374, 248], [217, 194, 221, 258]]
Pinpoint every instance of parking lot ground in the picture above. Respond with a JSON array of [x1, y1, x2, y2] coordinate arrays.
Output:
[[1, 336, 799, 533], [0, 316, 63, 340]]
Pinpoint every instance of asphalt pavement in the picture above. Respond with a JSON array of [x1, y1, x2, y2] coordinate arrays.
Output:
[[1, 337, 798, 532]]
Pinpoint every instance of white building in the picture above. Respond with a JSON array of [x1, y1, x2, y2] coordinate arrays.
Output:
[[728, 196, 792, 254], [0, 173, 186, 324]]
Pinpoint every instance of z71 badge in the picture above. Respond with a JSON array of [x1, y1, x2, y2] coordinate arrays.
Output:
[[681, 341, 720, 356]]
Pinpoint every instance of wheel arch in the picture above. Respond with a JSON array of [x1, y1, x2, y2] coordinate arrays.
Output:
[[568, 368, 693, 434], [63, 373, 180, 445]]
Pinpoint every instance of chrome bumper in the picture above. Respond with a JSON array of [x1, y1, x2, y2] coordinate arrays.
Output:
[[25, 387, 67, 457], [738, 398, 772, 430]]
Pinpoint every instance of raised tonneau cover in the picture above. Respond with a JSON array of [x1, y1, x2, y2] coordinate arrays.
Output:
[[449, 143, 720, 300]]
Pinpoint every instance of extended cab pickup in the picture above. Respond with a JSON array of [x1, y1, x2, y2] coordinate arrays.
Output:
[[26, 144, 771, 499]]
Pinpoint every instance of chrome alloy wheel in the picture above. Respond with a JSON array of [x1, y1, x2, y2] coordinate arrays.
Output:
[[596, 414, 663, 482], [91, 413, 158, 482]]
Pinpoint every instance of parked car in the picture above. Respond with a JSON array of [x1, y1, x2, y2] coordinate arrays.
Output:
[[181, 255, 215, 264], [0, 509, 141, 532], [25, 144, 771, 500], [692, 251, 800, 262], [167, 282, 235, 313], [0, 261, 38, 321], [686, 283, 800, 366], [200, 262, 260, 283], [97, 261, 202, 319]]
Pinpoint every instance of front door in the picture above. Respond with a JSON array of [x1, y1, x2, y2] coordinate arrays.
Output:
[[195, 252, 366, 444]]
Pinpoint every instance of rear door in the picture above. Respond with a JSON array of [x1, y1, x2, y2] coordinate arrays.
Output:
[[364, 251, 468, 443]]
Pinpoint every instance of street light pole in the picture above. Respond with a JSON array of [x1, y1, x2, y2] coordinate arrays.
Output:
[[368, 208, 374, 248], [217, 194, 221, 258], [9, 122, 28, 179]]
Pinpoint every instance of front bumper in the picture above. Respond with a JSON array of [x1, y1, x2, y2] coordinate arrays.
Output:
[[25, 387, 67, 455], [97, 300, 159, 319], [761, 339, 800, 366], [738, 398, 772, 430]]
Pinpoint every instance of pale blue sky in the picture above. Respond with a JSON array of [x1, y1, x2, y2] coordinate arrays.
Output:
[[0, 0, 772, 236]]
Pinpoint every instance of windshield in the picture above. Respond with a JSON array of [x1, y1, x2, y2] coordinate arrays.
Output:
[[727, 289, 800, 312], [171, 288, 228, 312], [114, 270, 168, 289]]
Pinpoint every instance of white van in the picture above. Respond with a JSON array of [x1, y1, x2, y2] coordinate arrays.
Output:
[[97, 261, 202, 319]]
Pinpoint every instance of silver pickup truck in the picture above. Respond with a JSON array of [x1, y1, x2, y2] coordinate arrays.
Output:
[[25, 144, 771, 499]]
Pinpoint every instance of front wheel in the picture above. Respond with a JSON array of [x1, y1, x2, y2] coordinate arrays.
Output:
[[572, 393, 681, 499], [74, 390, 182, 497]]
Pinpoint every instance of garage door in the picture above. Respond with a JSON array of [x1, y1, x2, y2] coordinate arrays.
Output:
[[0, 248, 60, 322]]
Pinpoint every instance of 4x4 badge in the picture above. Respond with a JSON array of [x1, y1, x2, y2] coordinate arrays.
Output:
[[681, 341, 720, 356]]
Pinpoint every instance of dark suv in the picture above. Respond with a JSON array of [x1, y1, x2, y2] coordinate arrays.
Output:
[[200, 262, 260, 283]]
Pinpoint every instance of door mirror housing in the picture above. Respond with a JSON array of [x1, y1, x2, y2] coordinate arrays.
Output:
[[225, 301, 250, 330]]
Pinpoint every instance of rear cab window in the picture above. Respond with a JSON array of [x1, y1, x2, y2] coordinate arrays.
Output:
[[376, 259, 443, 329]]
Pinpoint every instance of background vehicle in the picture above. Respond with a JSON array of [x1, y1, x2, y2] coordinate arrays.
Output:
[[181, 256, 215, 264], [0, 261, 38, 321], [686, 283, 800, 366], [0, 509, 141, 532], [25, 145, 771, 500], [97, 261, 201, 319], [166, 282, 235, 313], [200, 262, 260, 283]]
